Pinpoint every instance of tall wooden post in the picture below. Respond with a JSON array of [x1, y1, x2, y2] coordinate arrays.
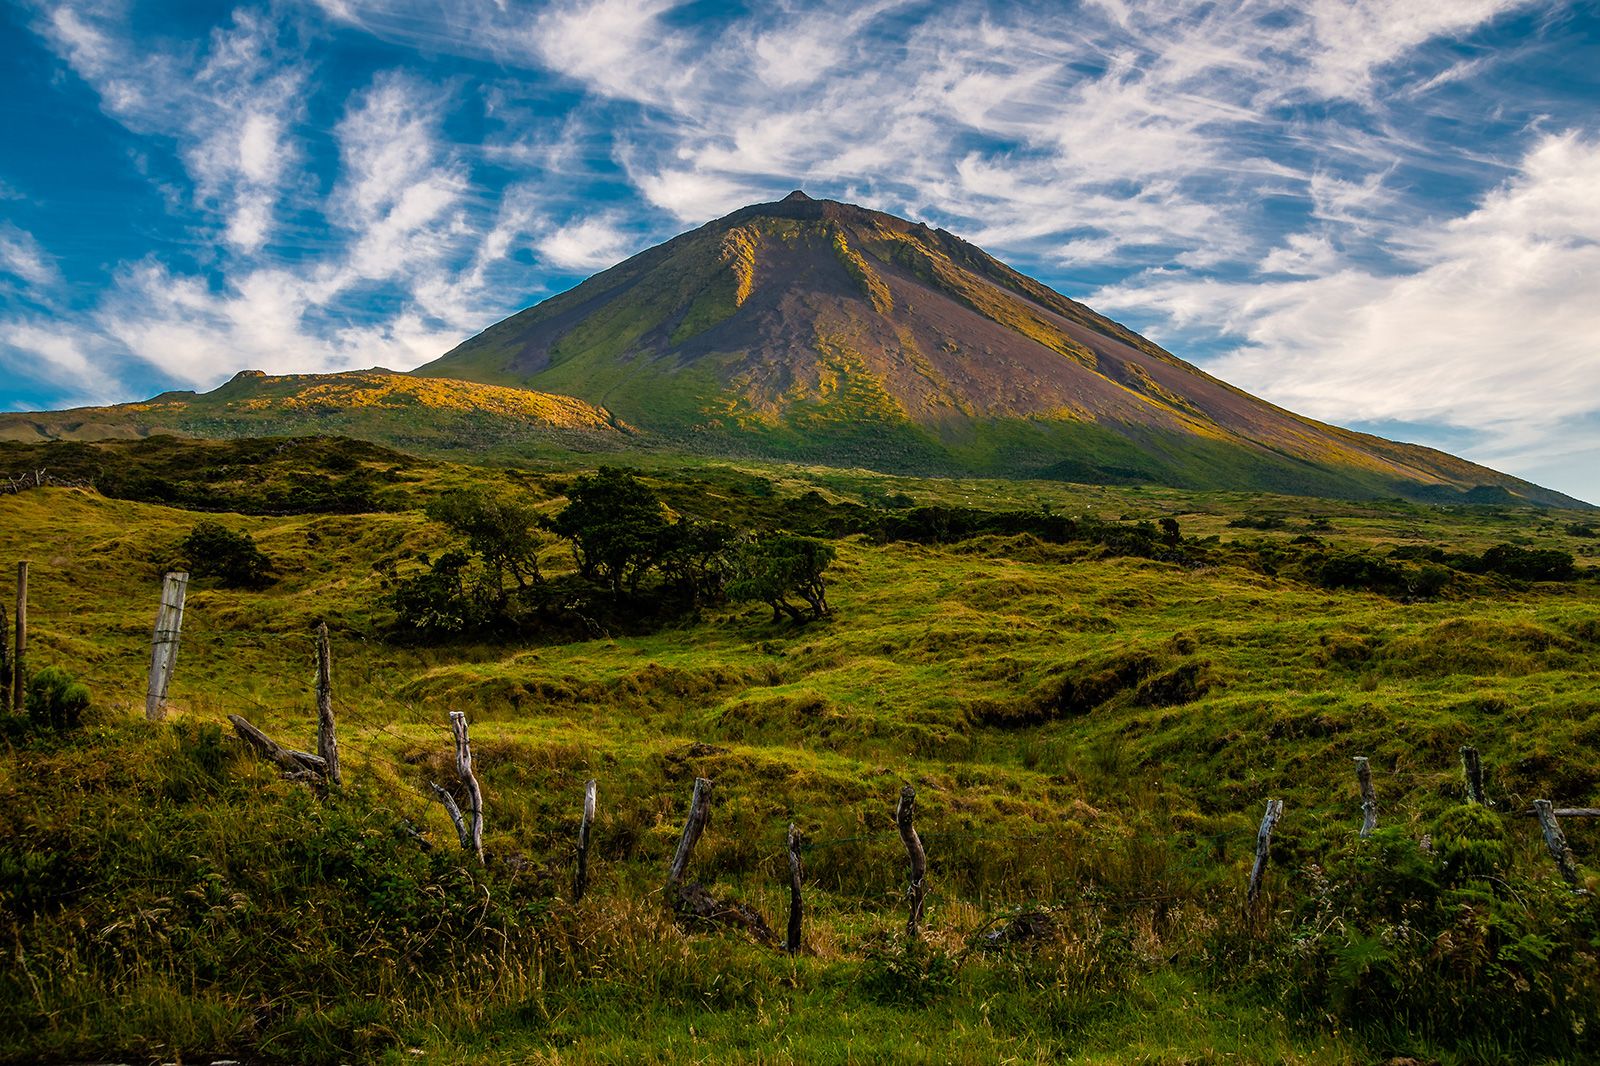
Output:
[[1247, 799, 1284, 906], [450, 711, 484, 862], [667, 777, 712, 890], [1354, 757, 1377, 839], [786, 822, 804, 954], [0, 595, 10, 700], [315, 622, 341, 788], [574, 778, 597, 902], [896, 785, 928, 938], [12, 561, 28, 714], [144, 571, 188, 721], [1461, 745, 1486, 805], [1534, 800, 1582, 886]]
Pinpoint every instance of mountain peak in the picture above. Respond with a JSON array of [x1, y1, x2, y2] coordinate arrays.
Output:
[[781, 189, 812, 202]]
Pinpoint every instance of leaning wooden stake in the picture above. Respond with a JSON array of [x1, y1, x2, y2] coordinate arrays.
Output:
[[13, 561, 28, 714], [1461, 745, 1486, 805], [428, 781, 472, 850], [896, 785, 928, 937], [228, 713, 328, 778], [667, 777, 713, 890], [786, 822, 804, 954], [450, 711, 484, 862], [1354, 757, 1377, 839], [1247, 798, 1284, 906], [1534, 800, 1582, 886], [144, 571, 188, 721], [573, 778, 597, 902], [314, 622, 341, 788]]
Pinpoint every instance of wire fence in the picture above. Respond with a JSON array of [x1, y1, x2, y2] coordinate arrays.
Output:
[[8, 563, 1592, 921]]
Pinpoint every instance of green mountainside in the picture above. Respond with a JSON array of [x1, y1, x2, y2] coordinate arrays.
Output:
[[423, 191, 1586, 507]]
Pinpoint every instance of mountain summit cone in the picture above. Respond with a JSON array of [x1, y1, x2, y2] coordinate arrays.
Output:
[[421, 194, 1578, 505]]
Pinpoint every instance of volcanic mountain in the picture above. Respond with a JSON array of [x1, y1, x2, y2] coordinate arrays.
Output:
[[421, 191, 1579, 506], [3, 192, 1583, 506]]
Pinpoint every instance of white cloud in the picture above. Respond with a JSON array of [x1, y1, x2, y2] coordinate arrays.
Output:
[[633, 168, 761, 223], [0, 225, 60, 288], [0, 315, 125, 409], [1093, 131, 1600, 495], [537, 217, 633, 271]]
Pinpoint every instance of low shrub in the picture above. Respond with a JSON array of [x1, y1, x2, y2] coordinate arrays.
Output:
[[24, 666, 90, 730], [180, 521, 275, 589]]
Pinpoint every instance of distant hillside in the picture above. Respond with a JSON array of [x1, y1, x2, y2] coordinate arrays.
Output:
[[422, 191, 1586, 508], [0, 369, 635, 455]]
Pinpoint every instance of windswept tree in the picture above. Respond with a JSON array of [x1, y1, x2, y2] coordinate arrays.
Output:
[[658, 518, 737, 607], [425, 489, 546, 602], [547, 467, 670, 597], [729, 534, 835, 623]]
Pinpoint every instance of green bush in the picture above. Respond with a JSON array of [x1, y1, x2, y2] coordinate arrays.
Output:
[[1479, 543, 1576, 582], [425, 488, 545, 599], [180, 520, 274, 589], [1432, 803, 1512, 883], [1263, 820, 1600, 1058], [24, 666, 90, 730]]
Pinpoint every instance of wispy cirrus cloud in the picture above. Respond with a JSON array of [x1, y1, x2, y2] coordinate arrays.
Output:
[[32, 2, 310, 254], [1092, 131, 1600, 487], [0, 224, 61, 289]]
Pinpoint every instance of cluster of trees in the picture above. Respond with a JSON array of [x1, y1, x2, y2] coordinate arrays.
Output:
[[386, 468, 835, 640]]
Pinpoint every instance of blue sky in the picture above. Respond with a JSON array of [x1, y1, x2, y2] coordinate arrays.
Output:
[[2, 1, 1598, 502]]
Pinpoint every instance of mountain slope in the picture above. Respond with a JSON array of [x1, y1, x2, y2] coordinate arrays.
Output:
[[423, 191, 1583, 506], [0, 369, 635, 454]]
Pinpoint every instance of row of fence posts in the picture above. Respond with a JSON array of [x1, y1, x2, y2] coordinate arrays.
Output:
[[5, 565, 1595, 951]]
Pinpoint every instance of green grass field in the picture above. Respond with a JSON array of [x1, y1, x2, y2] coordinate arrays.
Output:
[[3, 441, 1599, 1063]]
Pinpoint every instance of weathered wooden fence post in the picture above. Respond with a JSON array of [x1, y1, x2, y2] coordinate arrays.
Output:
[[786, 822, 804, 954], [144, 571, 188, 721], [13, 561, 28, 714], [1247, 798, 1284, 906], [1354, 756, 1377, 839], [1533, 799, 1582, 886], [1461, 745, 1486, 805], [0, 594, 9, 700], [450, 711, 484, 862], [896, 785, 928, 937], [667, 777, 713, 892], [573, 778, 597, 902], [314, 622, 341, 788]]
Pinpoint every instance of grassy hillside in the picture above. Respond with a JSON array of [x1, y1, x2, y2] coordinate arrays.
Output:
[[0, 369, 637, 460], [3, 440, 1600, 1063]]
